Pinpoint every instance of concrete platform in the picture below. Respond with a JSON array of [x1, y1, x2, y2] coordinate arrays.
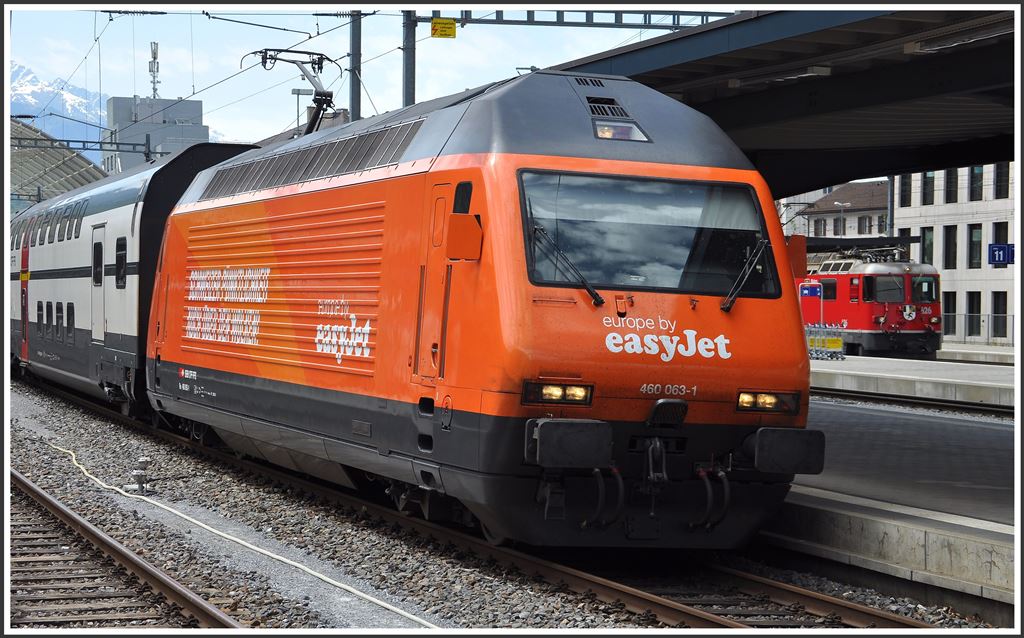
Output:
[[936, 343, 1015, 365], [760, 485, 1015, 605], [810, 356, 1015, 407]]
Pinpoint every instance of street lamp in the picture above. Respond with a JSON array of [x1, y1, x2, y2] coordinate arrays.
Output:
[[291, 88, 314, 130], [833, 201, 851, 236]]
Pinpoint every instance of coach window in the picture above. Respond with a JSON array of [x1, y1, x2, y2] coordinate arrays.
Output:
[[57, 205, 71, 241], [115, 237, 127, 288], [37, 301, 43, 334], [46, 302, 53, 340], [56, 303, 64, 343], [67, 304, 75, 344], [821, 279, 837, 301], [74, 200, 87, 238], [30, 216, 40, 246], [93, 241, 104, 285], [47, 210, 58, 243]]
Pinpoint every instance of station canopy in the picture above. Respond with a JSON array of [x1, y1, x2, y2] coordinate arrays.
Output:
[[554, 9, 1014, 198], [9, 118, 107, 208]]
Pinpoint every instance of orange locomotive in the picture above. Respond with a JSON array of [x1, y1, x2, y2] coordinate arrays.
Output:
[[147, 71, 824, 547]]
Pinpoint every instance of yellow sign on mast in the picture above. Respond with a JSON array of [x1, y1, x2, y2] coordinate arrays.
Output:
[[430, 17, 457, 38]]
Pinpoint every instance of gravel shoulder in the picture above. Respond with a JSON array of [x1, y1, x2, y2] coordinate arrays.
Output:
[[8, 382, 661, 629], [9, 381, 1000, 629]]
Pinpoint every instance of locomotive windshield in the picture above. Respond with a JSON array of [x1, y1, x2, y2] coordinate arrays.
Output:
[[521, 171, 778, 296], [872, 275, 906, 303], [912, 276, 939, 303]]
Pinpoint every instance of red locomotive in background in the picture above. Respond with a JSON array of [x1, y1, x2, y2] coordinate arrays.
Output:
[[796, 249, 942, 358]]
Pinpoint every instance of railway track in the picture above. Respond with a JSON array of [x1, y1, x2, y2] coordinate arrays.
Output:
[[14, 376, 934, 629], [810, 387, 1013, 416], [9, 469, 241, 629]]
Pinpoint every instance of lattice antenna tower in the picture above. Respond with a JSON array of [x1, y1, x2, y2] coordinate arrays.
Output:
[[149, 42, 160, 99]]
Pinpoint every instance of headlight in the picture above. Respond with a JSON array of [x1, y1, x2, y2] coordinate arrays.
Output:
[[523, 382, 593, 406], [736, 391, 800, 414], [930, 317, 941, 324]]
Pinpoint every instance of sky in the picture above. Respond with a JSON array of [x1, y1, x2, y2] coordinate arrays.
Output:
[[5, 4, 739, 143]]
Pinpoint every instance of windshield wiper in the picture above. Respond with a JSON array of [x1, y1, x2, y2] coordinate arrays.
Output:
[[532, 222, 605, 307], [720, 238, 769, 312]]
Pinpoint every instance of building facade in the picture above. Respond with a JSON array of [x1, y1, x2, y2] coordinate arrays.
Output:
[[101, 96, 209, 174], [894, 162, 1015, 345]]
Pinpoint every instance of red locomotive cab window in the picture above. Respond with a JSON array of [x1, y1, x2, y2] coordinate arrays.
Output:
[[820, 279, 837, 301], [912, 276, 939, 303], [873, 275, 906, 303]]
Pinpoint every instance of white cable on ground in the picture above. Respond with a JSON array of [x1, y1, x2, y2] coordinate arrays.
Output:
[[45, 441, 438, 630]]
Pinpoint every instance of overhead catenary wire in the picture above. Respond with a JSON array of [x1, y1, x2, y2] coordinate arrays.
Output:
[[31, 13, 113, 118], [75, 10, 367, 151], [43, 441, 438, 630]]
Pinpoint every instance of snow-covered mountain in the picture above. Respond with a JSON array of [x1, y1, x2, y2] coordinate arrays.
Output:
[[10, 61, 108, 164]]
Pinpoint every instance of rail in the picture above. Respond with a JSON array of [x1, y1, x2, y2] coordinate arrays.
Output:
[[10, 469, 242, 629], [14, 377, 938, 630], [809, 387, 1014, 416]]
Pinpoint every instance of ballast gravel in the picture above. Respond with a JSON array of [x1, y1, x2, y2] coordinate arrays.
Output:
[[9, 382, 658, 629], [9, 380, 998, 628]]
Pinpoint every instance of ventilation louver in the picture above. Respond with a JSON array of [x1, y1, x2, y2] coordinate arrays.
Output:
[[587, 96, 629, 119], [575, 77, 605, 87], [200, 119, 424, 201]]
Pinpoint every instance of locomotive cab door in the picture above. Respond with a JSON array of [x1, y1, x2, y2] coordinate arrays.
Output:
[[414, 183, 454, 385], [90, 225, 105, 342]]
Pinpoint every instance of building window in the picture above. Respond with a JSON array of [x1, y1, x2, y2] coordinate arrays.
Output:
[[942, 225, 957, 269], [832, 217, 844, 236], [877, 215, 887, 234], [968, 223, 982, 269], [966, 291, 981, 336], [857, 215, 872, 234], [813, 218, 827, 237], [942, 291, 957, 335], [67, 303, 75, 344], [823, 185, 834, 195], [992, 291, 1007, 338], [921, 171, 934, 205], [821, 279, 837, 301], [944, 168, 958, 203], [993, 162, 1009, 199], [992, 221, 1008, 270], [920, 227, 934, 265], [899, 174, 911, 207], [969, 165, 984, 201]]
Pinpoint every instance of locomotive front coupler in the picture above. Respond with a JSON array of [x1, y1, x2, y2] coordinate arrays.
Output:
[[688, 461, 732, 531]]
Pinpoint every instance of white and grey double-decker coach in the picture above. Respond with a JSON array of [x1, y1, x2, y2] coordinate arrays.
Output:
[[10, 143, 255, 409]]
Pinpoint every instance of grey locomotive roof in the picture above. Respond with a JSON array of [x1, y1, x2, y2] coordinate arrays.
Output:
[[180, 71, 754, 206], [860, 262, 940, 276]]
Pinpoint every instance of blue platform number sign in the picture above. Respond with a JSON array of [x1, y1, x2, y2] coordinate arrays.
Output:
[[989, 243, 1015, 265], [800, 283, 822, 297]]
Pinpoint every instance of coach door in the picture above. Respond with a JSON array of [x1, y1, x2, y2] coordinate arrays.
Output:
[[20, 232, 30, 360], [414, 183, 454, 384], [91, 226, 105, 342]]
